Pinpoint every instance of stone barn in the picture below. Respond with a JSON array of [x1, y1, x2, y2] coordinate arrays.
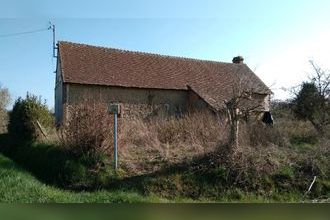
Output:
[[55, 41, 272, 125]]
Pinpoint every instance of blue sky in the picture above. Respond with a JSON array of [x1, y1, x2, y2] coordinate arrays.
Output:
[[1, 0, 330, 108]]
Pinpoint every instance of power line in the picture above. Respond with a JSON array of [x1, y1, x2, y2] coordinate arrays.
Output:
[[0, 26, 51, 38]]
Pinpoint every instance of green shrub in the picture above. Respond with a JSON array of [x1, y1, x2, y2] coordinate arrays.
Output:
[[0, 137, 115, 189], [3, 99, 118, 189], [8, 94, 54, 141]]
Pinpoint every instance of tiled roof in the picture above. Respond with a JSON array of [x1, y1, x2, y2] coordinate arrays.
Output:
[[58, 41, 271, 110]]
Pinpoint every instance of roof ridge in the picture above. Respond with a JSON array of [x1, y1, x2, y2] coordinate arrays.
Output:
[[58, 41, 238, 66]]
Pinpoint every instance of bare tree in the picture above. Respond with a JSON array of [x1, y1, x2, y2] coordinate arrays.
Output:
[[224, 78, 264, 151], [309, 60, 330, 99], [0, 83, 11, 133]]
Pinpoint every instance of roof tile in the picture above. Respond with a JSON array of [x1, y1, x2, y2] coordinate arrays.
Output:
[[58, 41, 271, 110]]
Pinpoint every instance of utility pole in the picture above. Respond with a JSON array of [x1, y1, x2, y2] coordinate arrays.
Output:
[[49, 22, 57, 58], [53, 24, 56, 58]]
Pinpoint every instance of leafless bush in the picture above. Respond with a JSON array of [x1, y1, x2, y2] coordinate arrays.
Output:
[[59, 103, 113, 160]]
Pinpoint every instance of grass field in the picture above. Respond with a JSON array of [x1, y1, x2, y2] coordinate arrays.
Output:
[[0, 153, 167, 203], [0, 153, 313, 203]]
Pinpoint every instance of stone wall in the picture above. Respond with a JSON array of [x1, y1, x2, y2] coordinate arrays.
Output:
[[188, 89, 210, 112], [56, 83, 271, 124], [65, 83, 189, 120]]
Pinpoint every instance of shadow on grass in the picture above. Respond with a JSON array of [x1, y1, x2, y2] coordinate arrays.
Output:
[[0, 133, 79, 188], [0, 140, 44, 181], [0, 155, 18, 170], [0, 133, 319, 201], [1, 132, 222, 197], [107, 151, 228, 199]]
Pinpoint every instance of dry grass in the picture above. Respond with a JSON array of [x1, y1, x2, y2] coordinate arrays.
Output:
[[45, 108, 228, 176], [118, 111, 228, 175], [222, 118, 330, 192], [58, 103, 114, 160], [44, 105, 329, 193]]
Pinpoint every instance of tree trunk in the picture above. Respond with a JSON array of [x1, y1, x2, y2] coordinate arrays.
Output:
[[228, 108, 239, 150]]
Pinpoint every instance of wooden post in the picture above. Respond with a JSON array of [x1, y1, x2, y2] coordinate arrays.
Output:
[[36, 120, 48, 139]]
